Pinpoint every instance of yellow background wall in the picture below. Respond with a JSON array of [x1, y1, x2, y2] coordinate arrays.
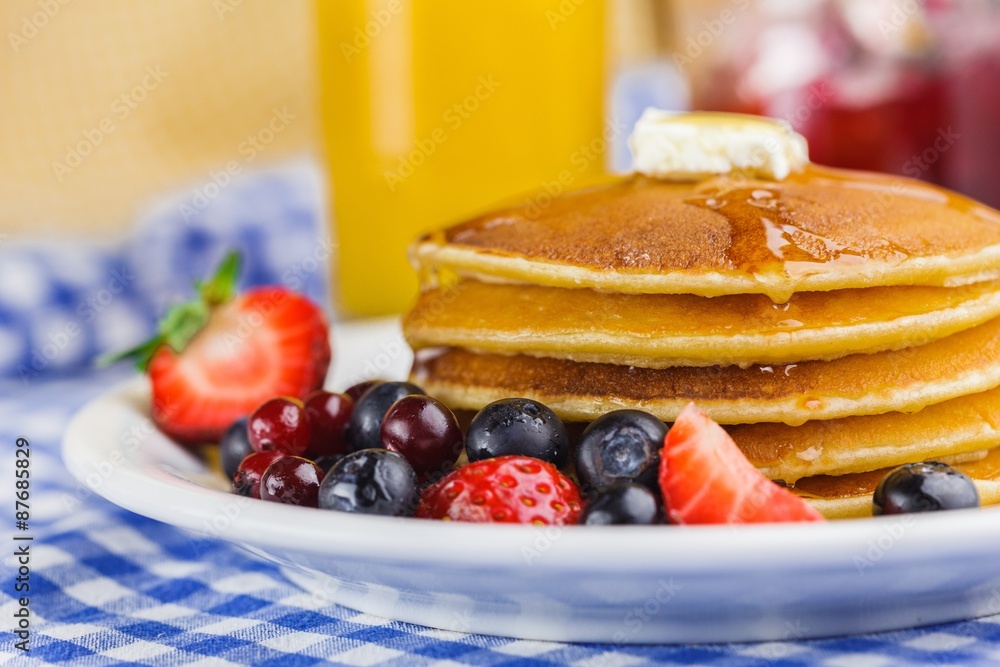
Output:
[[0, 0, 320, 237]]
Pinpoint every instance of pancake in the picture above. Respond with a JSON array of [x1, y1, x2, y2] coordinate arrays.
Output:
[[729, 386, 1000, 482], [410, 315, 1000, 425], [405, 279, 1000, 368], [797, 447, 1000, 519], [412, 166, 1000, 302]]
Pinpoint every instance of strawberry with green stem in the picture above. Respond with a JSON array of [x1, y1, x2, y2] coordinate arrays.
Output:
[[107, 252, 331, 444]]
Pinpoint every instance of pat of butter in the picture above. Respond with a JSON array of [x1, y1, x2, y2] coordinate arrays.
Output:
[[629, 109, 809, 182]]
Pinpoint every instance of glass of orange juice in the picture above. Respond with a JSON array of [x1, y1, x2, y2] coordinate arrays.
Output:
[[318, 0, 609, 316]]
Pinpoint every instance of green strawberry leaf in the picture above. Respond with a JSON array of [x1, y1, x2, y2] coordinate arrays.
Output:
[[96, 335, 165, 371], [198, 250, 241, 305], [100, 250, 243, 372], [160, 300, 210, 353]]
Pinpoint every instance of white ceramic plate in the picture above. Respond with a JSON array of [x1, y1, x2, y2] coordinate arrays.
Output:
[[63, 319, 1000, 644]]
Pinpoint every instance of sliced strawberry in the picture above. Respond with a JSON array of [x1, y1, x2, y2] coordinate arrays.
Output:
[[659, 404, 824, 524], [109, 253, 331, 445]]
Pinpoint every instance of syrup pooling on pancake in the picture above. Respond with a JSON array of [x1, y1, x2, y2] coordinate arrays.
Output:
[[684, 180, 908, 279], [404, 279, 1000, 368], [412, 166, 1000, 300]]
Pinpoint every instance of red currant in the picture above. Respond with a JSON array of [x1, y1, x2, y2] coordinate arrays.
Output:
[[260, 456, 323, 507], [248, 397, 311, 455], [304, 391, 353, 457], [380, 395, 462, 476], [233, 450, 287, 498]]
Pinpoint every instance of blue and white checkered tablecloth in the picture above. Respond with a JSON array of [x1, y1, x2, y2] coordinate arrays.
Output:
[[6, 162, 1000, 665]]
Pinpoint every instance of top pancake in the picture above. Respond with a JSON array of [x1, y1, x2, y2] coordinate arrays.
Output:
[[412, 166, 1000, 301]]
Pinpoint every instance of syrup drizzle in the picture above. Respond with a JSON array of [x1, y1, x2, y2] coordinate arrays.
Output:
[[685, 167, 916, 302]]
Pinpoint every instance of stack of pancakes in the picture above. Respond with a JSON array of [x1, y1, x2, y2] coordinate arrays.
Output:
[[403, 165, 1000, 518]]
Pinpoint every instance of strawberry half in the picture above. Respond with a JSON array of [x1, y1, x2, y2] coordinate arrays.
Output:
[[108, 252, 331, 444], [659, 404, 824, 524]]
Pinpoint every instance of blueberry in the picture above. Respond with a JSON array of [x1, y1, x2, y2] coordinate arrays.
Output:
[[575, 410, 665, 495], [465, 398, 568, 467], [873, 461, 980, 515], [220, 417, 252, 480], [344, 380, 382, 403], [318, 449, 419, 516], [580, 483, 662, 525], [346, 381, 425, 451]]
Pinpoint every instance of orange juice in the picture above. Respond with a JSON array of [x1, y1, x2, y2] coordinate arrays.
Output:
[[319, 0, 608, 316]]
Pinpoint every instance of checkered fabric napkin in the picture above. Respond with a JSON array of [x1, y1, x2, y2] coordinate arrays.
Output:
[[6, 163, 1000, 665]]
